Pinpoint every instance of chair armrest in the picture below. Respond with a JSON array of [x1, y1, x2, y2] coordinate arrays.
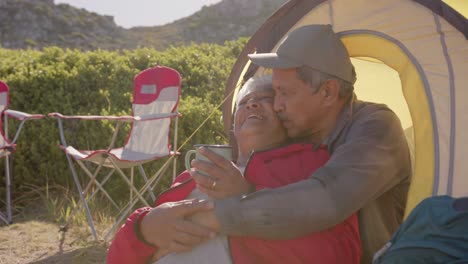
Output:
[[48, 112, 133, 149], [48, 112, 181, 122], [48, 112, 135, 122], [133, 112, 181, 121], [5, 110, 45, 121]]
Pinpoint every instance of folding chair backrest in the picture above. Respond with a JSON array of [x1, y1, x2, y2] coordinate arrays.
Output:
[[0, 81, 8, 112], [124, 66, 181, 157], [0, 81, 10, 155]]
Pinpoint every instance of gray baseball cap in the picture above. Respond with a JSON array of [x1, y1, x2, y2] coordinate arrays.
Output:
[[248, 24, 356, 84]]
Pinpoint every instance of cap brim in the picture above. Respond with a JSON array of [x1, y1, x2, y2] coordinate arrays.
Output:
[[248, 53, 300, 69]]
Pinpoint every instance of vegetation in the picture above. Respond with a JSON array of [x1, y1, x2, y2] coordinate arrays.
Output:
[[0, 38, 247, 226]]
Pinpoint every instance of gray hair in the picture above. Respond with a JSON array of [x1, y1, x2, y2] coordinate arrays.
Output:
[[235, 75, 273, 107], [296, 66, 355, 98]]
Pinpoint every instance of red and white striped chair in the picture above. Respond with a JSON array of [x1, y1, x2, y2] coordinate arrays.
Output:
[[0, 80, 44, 225], [49, 66, 181, 239]]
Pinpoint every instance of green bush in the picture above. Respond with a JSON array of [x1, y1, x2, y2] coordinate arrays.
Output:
[[0, 38, 246, 205]]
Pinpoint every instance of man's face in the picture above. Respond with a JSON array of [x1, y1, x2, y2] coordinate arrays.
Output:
[[272, 68, 325, 139], [234, 84, 287, 142]]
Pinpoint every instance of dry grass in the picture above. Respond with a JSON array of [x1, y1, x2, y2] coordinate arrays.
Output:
[[0, 186, 116, 264], [0, 220, 108, 264]]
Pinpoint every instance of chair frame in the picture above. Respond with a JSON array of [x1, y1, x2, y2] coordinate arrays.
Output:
[[49, 66, 181, 240], [0, 81, 44, 225]]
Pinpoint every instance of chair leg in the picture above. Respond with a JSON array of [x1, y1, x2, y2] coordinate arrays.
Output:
[[0, 156, 9, 224], [0, 213, 7, 225], [103, 157, 173, 240], [172, 116, 179, 182], [109, 159, 150, 207], [5, 155, 12, 224], [0, 153, 13, 225], [81, 160, 106, 196], [86, 168, 119, 210], [65, 154, 98, 240], [130, 167, 134, 206], [148, 157, 174, 196], [138, 165, 156, 202], [76, 161, 119, 210]]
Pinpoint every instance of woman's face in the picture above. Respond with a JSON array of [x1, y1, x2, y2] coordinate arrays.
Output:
[[234, 84, 287, 143]]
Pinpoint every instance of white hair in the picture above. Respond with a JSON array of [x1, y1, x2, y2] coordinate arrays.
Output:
[[235, 75, 273, 107]]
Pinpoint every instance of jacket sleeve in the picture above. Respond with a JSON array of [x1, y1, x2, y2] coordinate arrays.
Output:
[[214, 107, 411, 239], [107, 172, 193, 264], [106, 207, 158, 264]]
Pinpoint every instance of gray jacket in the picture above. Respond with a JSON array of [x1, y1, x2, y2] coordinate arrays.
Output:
[[214, 97, 412, 264]]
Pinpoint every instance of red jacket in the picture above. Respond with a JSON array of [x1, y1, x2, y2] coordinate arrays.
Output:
[[107, 143, 361, 264]]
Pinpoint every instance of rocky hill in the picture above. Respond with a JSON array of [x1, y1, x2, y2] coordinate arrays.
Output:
[[0, 0, 130, 50], [0, 0, 287, 50]]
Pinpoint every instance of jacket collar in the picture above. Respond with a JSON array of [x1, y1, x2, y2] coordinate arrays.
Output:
[[323, 93, 356, 148]]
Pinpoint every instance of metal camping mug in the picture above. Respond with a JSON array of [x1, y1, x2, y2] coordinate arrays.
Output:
[[184, 144, 233, 176]]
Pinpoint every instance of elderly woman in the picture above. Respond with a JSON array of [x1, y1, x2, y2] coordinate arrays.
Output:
[[107, 75, 361, 264]]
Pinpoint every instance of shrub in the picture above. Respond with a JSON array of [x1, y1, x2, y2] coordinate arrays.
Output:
[[0, 39, 245, 205]]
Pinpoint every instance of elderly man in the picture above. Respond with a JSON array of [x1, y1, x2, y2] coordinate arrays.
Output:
[[191, 24, 411, 264], [107, 75, 361, 264]]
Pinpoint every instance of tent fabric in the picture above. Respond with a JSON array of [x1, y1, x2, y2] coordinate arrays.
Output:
[[222, 0, 468, 215]]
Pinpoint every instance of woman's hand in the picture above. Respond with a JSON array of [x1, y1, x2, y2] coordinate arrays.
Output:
[[191, 147, 253, 199]]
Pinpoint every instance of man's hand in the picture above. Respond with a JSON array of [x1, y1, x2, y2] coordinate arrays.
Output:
[[140, 199, 216, 257], [191, 147, 253, 199], [189, 210, 221, 232]]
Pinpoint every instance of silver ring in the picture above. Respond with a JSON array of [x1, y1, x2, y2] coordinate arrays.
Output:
[[211, 180, 217, 189]]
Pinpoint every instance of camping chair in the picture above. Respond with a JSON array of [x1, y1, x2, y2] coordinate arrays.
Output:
[[49, 66, 181, 239], [0, 81, 44, 225]]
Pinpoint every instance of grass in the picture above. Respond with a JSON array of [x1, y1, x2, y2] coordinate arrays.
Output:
[[0, 184, 120, 264], [0, 220, 108, 263]]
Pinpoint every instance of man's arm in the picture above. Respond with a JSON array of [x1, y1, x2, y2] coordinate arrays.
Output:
[[213, 107, 411, 239], [107, 200, 215, 264]]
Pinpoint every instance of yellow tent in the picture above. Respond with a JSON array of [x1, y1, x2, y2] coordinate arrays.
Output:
[[222, 0, 467, 215]]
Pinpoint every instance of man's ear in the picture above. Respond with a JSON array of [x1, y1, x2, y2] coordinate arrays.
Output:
[[321, 79, 340, 105]]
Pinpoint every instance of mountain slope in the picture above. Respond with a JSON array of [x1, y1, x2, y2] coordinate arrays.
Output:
[[0, 0, 130, 50], [130, 0, 287, 49], [0, 0, 287, 50]]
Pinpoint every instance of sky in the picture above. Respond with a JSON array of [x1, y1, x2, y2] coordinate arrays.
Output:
[[55, 0, 466, 29], [54, 0, 222, 28]]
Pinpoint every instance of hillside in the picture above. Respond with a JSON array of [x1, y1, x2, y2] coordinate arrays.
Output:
[[0, 0, 131, 50], [0, 0, 287, 50], [129, 0, 287, 49]]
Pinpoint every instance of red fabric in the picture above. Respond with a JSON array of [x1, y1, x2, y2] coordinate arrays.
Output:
[[133, 66, 181, 105], [0, 80, 9, 93], [154, 172, 196, 206], [0, 81, 10, 139], [107, 144, 361, 264], [229, 144, 361, 264], [106, 207, 158, 264], [106, 172, 194, 264]]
